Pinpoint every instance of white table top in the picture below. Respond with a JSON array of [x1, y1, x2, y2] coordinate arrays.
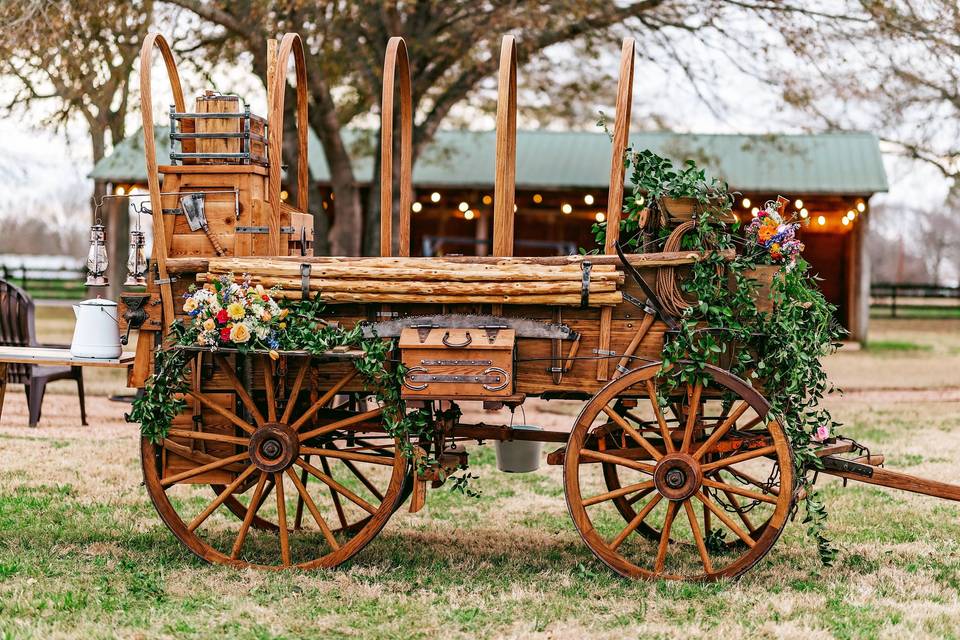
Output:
[[0, 346, 135, 368]]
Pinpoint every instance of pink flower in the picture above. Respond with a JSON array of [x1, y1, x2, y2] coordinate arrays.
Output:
[[813, 425, 830, 442]]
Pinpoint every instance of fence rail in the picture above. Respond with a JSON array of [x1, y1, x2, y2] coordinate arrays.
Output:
[[870, 282, 960, 318], [0, 263, 87, 300]]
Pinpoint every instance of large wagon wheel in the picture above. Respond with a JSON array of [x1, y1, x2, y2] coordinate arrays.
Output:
[[142, 353, 409, 569], [564, 362, 794, 580]]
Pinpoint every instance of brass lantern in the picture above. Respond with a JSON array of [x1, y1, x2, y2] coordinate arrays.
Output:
[[85, 220, 109, 286], [125, 209, 147, 286]]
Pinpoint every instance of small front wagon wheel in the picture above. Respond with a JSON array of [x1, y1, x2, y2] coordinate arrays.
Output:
[[564, 362, 794, 581]]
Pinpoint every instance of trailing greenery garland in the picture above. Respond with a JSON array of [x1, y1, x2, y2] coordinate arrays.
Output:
[[595, 149, 844, 564]]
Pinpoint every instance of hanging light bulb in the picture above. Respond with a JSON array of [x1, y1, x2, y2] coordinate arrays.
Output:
[[794, 199, 803, 209], [482, 195, 492, 205], [561, 203, 573, 214], [817, 215, 826, 226], [85, 220, 109, 286], [533, 193, 543, 204], [458, 201, 469, 212], [742, 198, 751, 209], [411, 202, 423, 212], [583, 194, 594, 205], [800, 208, 808, 218], [464, 209, 475, 220], [430, 192, 441, 203], [856, 201, 866, 213], [595, 212, 605, 222], [841, 217, 850, 226]]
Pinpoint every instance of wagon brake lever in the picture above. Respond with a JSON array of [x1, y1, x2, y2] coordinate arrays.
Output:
[[614, 240, 680, 331]]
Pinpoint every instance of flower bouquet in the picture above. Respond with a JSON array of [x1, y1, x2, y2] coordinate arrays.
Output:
[[181, 273, 287, 357], [744, 196, 805, 268]]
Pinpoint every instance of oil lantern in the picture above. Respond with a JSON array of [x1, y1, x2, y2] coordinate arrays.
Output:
[[124, 210, 148, 286], [85, 220, 109, 286]]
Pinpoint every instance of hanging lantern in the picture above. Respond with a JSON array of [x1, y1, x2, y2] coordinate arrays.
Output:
[[125, 229, 147, 286], [85, 220, 109, 286]]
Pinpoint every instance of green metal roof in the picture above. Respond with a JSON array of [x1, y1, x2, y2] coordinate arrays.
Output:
[[91, 127, 888, 195]]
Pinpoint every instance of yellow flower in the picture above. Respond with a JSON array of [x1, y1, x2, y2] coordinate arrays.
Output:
[[268, 349, 279, 361], [278, 322, 287, 330], [229, 323, 251, 343], [227, 302, 246, 321], [183, 298, 198, 313], [202, 318, 216, 331]]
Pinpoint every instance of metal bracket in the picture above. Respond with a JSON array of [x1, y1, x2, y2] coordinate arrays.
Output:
[[622, 291, 656, 316], [821, 456, 875, 478], [580, 261, 592, 308], [421, 359, 493, 366], [281, 226, 296, 234], [154, 277, 177, 285], [236, 226, 269, 234], [299, 263, 311, 301], [593, 348, 617, 357], [479, 324, 507, 343]]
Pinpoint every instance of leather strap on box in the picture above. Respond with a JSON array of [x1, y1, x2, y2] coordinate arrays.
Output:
[[580, 261, 592, 308], [300, 263, 311, 301]]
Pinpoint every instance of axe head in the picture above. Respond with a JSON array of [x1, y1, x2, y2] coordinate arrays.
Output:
[[180, 193, 207, 232]]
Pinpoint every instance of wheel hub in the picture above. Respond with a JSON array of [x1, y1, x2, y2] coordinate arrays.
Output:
[[248, 423, 300, 472], [653, 452, 703, 501]]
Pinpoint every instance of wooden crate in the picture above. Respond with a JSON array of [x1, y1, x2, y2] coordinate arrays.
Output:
[[399, 327, 515, 399]]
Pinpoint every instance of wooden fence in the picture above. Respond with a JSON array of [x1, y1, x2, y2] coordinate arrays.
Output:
[[0, 263, 87, 301], [870, 282, 960, 318]]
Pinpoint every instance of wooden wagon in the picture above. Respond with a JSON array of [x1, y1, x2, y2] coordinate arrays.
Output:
[[127, 32, 960, 581]]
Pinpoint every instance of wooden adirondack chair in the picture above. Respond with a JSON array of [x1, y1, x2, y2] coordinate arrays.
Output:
[[0, 279, 87, 428]]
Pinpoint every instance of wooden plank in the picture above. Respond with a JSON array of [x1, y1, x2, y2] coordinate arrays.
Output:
[[0, 347, 135, 368], [492, 36, 517, 258]]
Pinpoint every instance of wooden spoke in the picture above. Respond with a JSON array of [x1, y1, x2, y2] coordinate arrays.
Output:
[[286, 468, 340, 551], [709, 473, 756, 532], [701, 445, 778, 473], [167, 428, 249, 446], [654, 501, 679, 573], [683, 499, 713, 574], [680, 383, 702, 453], [296, 458, 378, 514], [188, 464, 257, 531], [702, 478, 778, 505], [341, 458, 386, 502], [611, 493, 663, 551], [583, 480, 654, 507], [161, 439, 247, 472], [580, 448, 655, 475], [275, 473, 290, 566], [692, 401, 750, 460], [293, 455, 310, 530], [187, 390, 257, 435], [644, 380, 676, 453], [626, 487, 654, 506], [231, 471, 268, 559], [320, 455, 349, 529], [289, 369, 359, 432], [297, 407, 384, 443], [263, 358, 277, 422], [695, 491, 756, 547], [213, 355, 266, 427], [725, 467, 780, 497], [160, 452, 250, 487], [300, 446, 394, 467], [281, 359, 311, 424], [602, 406, 662, 461]]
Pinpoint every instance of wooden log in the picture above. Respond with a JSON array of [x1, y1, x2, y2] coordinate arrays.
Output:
[[202, 274, 618, 295], [206, 265, 623, 284], [166, 249, 735, 275], [265, 290, 623, 306]]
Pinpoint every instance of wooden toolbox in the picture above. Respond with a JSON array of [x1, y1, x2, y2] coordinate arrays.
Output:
[[399, 327, 515, 399]]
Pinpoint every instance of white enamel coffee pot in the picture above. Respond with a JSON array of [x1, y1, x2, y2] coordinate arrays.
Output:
[[71, 298, 122, 358]]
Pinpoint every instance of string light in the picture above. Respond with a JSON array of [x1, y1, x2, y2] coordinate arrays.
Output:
[[751, 207, 759, 216], [841, 217, 850, 226], [513, 204, 517, 212], [458, 201, 469, 212], [800, 208, 808, 218], [846, 210, 855, 219], [794, 199, 803, 209], [583, 194, 594, 205], [430, 192, 441, 203], [817, 215, 826, 226], [561, 203, 573, 214], [115, 186, 126, 196], [464, 210, 475, 220], [533, 193, 543, 204], [411, 202, 422, 213], [482, 195, 492, 205], [856, 201, 866, 213], [280, 190, 289, 201], [595, 212, 605, 222], [742, 198, 751, 209]]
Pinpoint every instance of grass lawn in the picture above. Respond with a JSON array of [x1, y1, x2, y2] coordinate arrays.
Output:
[[0, 317, 958, 639]]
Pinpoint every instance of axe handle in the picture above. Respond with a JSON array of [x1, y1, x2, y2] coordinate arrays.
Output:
[[204, 226, 226, 256]]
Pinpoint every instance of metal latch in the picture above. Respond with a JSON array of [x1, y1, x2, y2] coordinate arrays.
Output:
[[821, 456, 874, 478], [478, 324, 508, 343]]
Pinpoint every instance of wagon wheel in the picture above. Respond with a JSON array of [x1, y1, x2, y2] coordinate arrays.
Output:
[[142, 354, 409, 569], [599, 397, 781, 548], [564, 362, 794, 580]]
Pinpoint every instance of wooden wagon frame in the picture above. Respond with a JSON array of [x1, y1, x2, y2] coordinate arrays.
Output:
[[127, 32, 960, 581]]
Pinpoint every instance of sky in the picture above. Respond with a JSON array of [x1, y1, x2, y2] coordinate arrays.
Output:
[[0, 9, 952, 246]]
